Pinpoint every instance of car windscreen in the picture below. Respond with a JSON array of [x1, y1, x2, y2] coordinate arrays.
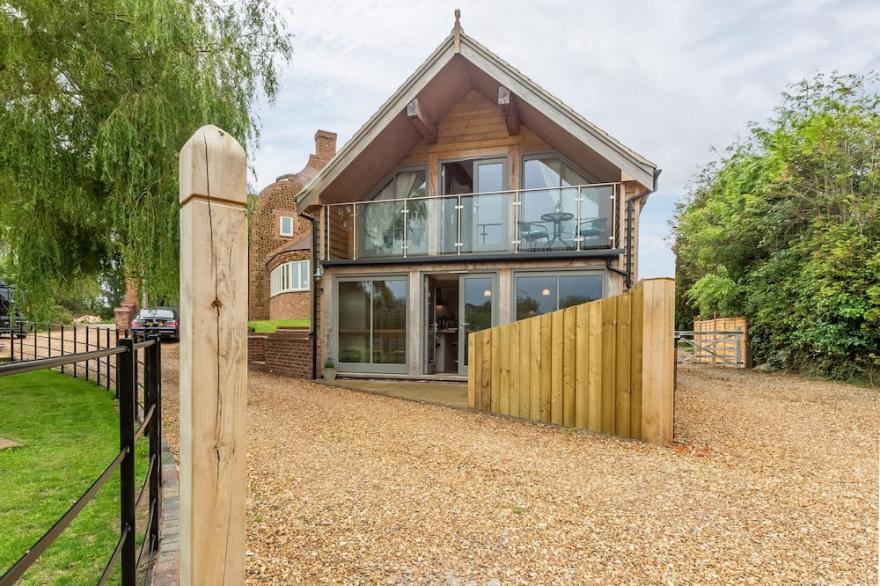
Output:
[[138, 309, 175, 319]]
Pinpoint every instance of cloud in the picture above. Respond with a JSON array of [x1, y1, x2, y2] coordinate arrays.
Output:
[[251, 0, 880, 276]]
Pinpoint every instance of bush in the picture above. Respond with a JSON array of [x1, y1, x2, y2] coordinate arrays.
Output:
[[674, 73, 880, 383]]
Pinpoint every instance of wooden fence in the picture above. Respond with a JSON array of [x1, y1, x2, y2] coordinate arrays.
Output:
[[467, 278, 674, 445], [692, 317, 749, 368]]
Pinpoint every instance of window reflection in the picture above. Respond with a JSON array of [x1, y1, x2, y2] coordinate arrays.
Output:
[[515, 273, 603, 320]]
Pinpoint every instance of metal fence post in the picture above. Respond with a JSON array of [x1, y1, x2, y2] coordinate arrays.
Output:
[[72, 326, 78, 377], [117, 337, 136, 586], [106, 329, 112, 391], [60, 325, 65, 374], [85, 327, 90, 381], [146, 335, 162, 554]]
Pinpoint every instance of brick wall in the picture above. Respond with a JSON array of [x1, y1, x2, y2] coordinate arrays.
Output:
[[248, 130, 336, 320], [248, 329, 313, 379], [248, 335, 267, 363], [269, 290, 310, 320]]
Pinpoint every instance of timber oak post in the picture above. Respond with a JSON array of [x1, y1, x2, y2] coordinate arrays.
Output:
[[178, 124, 248, 585]]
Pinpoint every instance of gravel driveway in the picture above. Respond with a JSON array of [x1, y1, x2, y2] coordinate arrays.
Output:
[[159, 344, 879, 584]]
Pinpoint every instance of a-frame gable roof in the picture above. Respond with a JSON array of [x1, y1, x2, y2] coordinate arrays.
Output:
[[296, 25, 657, 211]]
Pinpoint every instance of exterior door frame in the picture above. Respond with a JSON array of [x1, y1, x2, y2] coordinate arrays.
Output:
[[458, 272, 497, 377]]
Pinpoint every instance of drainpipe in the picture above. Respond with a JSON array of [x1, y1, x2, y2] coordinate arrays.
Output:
[[619, 168, 662, 290], [300, 211, 319, 380]]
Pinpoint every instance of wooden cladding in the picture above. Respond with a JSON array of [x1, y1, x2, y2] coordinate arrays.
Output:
[[467, 278, 674, 445]]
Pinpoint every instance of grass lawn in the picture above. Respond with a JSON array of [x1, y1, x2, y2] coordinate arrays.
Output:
[[0, 370, 147, 584], [248, 318, 309, 333]]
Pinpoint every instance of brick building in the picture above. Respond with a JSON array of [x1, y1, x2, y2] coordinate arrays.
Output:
[[248, 130, 337, 320]]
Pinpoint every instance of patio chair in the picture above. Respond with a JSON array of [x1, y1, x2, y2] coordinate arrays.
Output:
[[577, 218, 608, 246], [518, 221, 550, 251]]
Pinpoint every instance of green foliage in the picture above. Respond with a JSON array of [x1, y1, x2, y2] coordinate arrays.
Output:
[[674, 72, 880, 382], [0, 0, 292, 319]]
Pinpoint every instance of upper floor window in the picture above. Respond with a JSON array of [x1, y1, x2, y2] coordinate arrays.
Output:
[[372, 169, 427, 200], [279, 215, 294, 237], [522, 155, 590, 189], [270, 260, 310, 296]]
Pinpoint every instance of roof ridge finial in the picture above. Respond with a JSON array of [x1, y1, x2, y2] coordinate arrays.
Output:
[[453, 8, 462, 53]]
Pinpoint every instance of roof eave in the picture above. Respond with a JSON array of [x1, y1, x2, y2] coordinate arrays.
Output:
[[296, 34, 457, 213], [458, 33, 656, 188]]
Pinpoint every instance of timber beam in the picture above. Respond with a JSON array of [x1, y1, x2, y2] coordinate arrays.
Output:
[[498, 86, 520, 135], [406, 98, 437, 144]]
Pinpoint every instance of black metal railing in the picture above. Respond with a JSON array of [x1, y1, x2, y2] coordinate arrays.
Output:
[[0, 333, 163, 586]]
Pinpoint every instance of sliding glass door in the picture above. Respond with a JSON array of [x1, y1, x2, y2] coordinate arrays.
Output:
[[336, 277, 408, 373]]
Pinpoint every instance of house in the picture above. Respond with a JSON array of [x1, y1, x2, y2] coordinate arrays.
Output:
[[248, 130, 336, 321], [296, 14, 659, 379]]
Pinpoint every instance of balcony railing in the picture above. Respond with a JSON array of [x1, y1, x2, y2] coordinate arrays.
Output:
[[323, 183, 618, 261]]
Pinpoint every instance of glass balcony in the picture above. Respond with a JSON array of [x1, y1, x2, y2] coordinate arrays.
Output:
[[324, 184, 618, 261]]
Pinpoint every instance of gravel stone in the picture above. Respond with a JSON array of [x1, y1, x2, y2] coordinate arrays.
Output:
[[156, 345, 878, 584]]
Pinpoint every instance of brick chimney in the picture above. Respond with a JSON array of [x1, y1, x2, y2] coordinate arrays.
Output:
[[311, 130, 337, 169]]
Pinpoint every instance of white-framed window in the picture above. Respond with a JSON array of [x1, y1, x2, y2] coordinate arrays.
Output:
[[279, 215, 294, 237], [270, 260, 310, 296]]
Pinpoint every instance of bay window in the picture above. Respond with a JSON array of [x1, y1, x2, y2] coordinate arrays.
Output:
[[270, 260, 310, 296]]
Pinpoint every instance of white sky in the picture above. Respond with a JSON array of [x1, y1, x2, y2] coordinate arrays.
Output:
[[249, 0, 880, 277]]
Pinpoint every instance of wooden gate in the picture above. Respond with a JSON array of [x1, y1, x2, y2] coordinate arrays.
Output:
[[676, 317, 749, 368]]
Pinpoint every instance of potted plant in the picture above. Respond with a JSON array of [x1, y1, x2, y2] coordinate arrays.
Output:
[[323, 357, 336, 382]]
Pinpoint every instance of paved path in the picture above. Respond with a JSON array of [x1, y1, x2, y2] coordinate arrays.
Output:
[[159, 346, 879, 584]]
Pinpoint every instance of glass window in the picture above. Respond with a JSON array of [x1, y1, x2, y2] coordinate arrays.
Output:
[[371, 280, 407, 364], [523, 156, 588, 189], [373, 169, 427, 200], [559, 274, 603, 309], [515, 272, 603, 320], [338, 281, 371, 364], [515, 275, 558, 320], [280, 216, 294, 236], [337, 278, 408, 367], [269, 260, 310, 296]]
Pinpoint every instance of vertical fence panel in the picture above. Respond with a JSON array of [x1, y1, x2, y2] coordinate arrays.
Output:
[[518, 321, 530, 418], [529, 318, 541, 420], [574, 304, 588, 429], [587, 302, 602, 432], [630, 283, 645, 439], [490, 327, 500, 412], [615, 292, 632, 437], [601, 296, 617, 434], [640, 279, 675, 445], [479, 331, 491, 411], [509, 323, 520, 417], [539, 313, 552, 423], [498, 324, 510, 415], [550, 310, 563, 426], [562, 307, 576, 427], [467, 336, 476, 408]]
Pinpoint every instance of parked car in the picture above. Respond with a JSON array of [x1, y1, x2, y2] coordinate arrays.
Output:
[[0, 278, 26, 338], [131, 308, 179, 341]]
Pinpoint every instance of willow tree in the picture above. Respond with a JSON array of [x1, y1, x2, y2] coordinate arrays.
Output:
[[0, 0, 292, 317]]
